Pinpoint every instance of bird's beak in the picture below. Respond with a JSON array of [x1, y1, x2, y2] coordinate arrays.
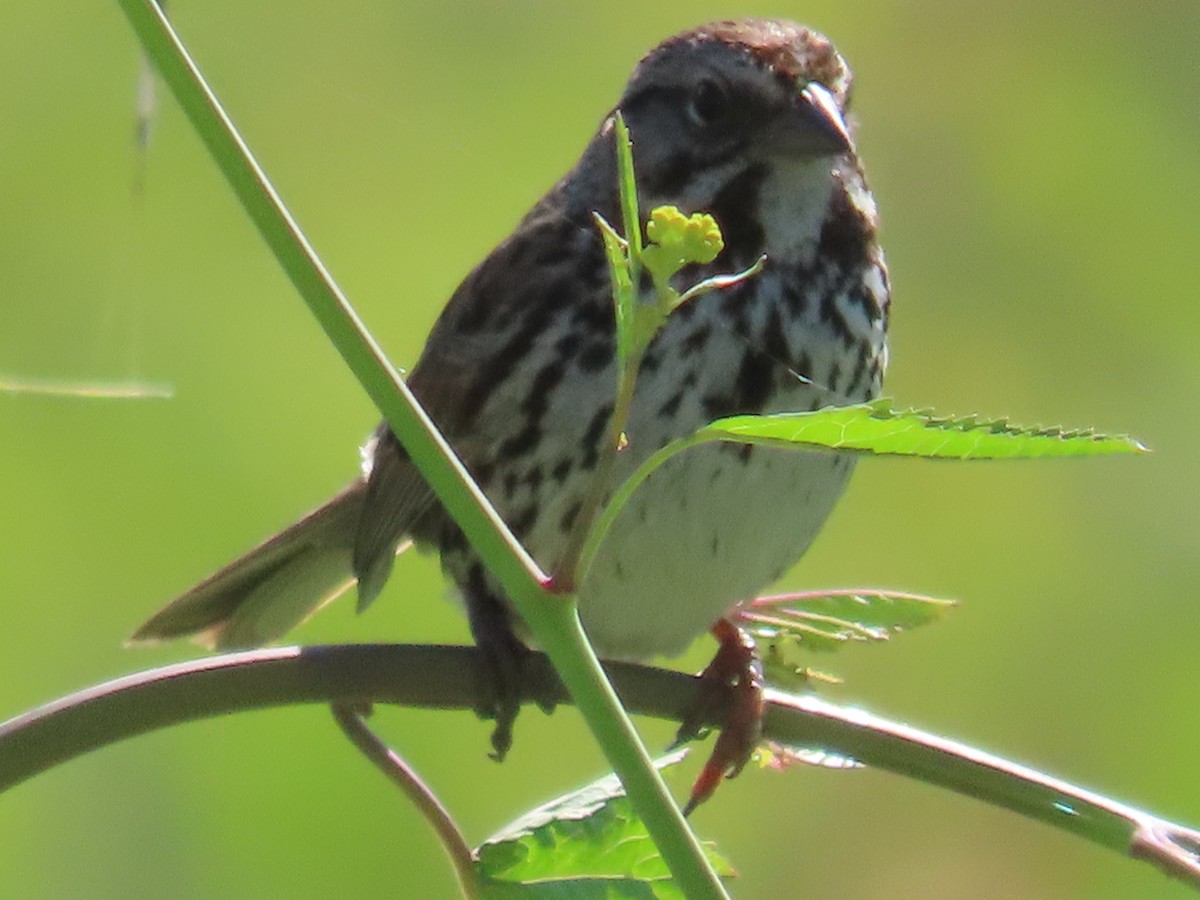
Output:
[[766, 82, 852, 159]]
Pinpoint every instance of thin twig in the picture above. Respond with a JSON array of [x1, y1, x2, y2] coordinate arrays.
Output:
[[331, 703, 483, 899]]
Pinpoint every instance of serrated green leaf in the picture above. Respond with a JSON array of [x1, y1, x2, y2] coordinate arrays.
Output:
[[750, 590, 957, 632], [704, 401, 1147, 460], [476, 752, 733, 891], [581, 402, 1145, 583], [745, 589, 956, 683]]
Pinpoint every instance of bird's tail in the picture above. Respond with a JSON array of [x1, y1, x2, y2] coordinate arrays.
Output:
[[130, 482, 367, 650]]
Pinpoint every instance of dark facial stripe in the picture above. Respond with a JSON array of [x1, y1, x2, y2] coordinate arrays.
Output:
[[818, 178, 876, 272], [655, 149, 697, 197], [709, 163, 768, 266]]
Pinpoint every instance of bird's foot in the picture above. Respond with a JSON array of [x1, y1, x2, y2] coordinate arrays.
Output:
[[466, 587, 532, 761], [674, 618, 765, 815]]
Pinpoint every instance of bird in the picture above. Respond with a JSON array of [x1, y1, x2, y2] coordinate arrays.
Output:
[[133, 18, 890, 809]]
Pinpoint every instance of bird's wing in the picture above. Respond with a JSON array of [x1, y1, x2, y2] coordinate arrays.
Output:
[[352, 196, 605, 601]]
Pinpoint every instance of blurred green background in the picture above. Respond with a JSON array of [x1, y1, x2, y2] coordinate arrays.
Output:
[[2, 2, 1198, 897]]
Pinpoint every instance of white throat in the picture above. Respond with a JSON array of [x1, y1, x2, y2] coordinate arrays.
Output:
[[758, 156, 839, 264]]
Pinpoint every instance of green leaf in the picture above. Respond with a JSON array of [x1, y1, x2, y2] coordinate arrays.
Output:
[[613, 113, 642, 295], [477, 752, 734, 895], [744, 590, 956, 688], [748, 590, 957, 632], [594, 212, 635, 372], [744, 589, 955, 651], [582, 401, 1144, 583], [704, 401, 1148, 460]]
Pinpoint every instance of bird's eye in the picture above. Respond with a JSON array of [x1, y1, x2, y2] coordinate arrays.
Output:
[[687, 79, 729, 127]]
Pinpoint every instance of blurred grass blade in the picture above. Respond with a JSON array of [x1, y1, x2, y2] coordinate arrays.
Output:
[[705, 401, 1147, 459], [0, 373, 173, 399]]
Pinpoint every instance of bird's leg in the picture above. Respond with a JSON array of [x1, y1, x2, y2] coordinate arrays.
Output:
[[464, 578, 531, 761], [675, 617, 765, 815]]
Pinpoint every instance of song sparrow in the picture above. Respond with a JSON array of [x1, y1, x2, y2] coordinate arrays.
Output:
[[134, 19, 890, 803]]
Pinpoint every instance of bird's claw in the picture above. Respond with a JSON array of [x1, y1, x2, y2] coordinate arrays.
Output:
[[677, 619, 765, 815]]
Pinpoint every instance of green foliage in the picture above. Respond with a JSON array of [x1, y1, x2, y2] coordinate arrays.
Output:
[[593, 117, 763, 384], [614, 114, 643, 290], [740, 590, 957, 690], [477, 753, 734, 897], [584, 402, 1143, 582], [595, 215, 638, 374], [705, 401, 1147, 460], [746, 589, 956, 650], [18, 7, 1166, 900]]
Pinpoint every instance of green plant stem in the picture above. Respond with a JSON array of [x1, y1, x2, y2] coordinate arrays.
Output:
[[2, 645, 1197, 888], [578, 433, 704, 579], [550, 114, 647, 591], [116, 0, 541, 599], [114, 4, 726, 896], [550, 341, 644, 591], [528, 603, 730, 900]]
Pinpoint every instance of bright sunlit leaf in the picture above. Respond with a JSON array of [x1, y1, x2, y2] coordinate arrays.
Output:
[[704, 401, 1147, 460], [742, 590, 957, 690], [747, 590, 957, 632]]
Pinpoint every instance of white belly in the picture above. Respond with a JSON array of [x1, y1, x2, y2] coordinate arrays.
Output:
[[577, 442, 853, 660]]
